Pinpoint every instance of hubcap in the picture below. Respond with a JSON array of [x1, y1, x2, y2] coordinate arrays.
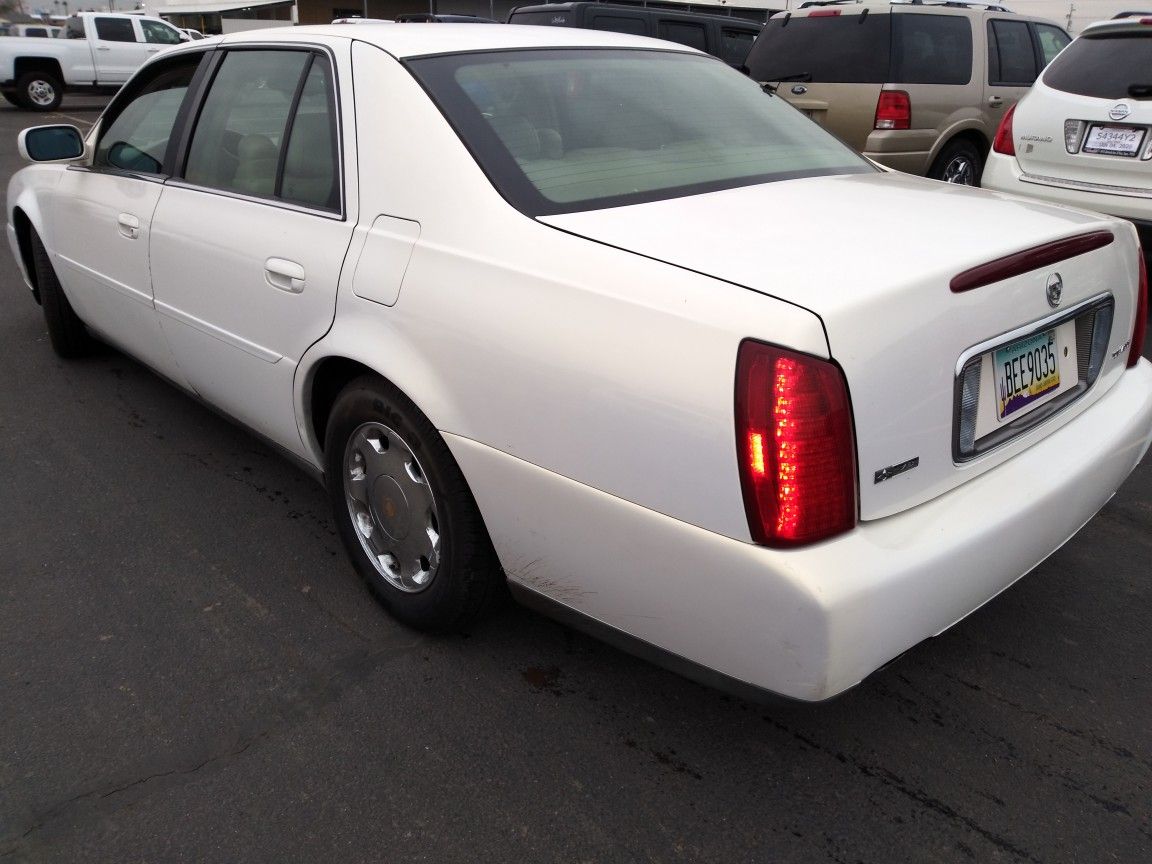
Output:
[[343, 422, 440, 593], [28, 80, 55, 107], [942, 155, 975, 185]]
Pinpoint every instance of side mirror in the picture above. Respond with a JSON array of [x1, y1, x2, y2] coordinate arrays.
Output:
[[18, 125, 84, 162], [179, 31, 191, 41]]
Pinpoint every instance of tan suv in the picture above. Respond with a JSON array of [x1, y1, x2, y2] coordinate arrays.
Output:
[[743, 1, 1071, 185]]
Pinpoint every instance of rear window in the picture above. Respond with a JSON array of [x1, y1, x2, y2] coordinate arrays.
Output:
[[590, 14, 646, 36], [746, 14, 891, 83], [408, 49, 872, 216], [1043, 32, 1152, 99]]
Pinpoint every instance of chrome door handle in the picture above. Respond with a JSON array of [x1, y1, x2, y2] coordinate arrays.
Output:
[[117, 213, 140, 240], [265, 258, 305, 293], [146, 48, 161, 53], [97, 46, 110, 51], [988, 95, 1004, 107]]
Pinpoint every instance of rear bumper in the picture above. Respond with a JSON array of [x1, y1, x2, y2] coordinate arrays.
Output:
[[449, 361, 1152, 701], [863, 148, 932, 176]]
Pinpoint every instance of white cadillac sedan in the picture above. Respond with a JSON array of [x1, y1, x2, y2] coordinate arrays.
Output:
[[8, 25, 1152, 701]]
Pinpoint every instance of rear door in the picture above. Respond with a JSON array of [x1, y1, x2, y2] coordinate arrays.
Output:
[[984, 17, 1038, 121], [149, 44, 356, 456], [90, 16, 148, 84]]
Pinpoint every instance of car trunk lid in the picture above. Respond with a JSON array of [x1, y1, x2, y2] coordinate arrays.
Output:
[[541, 171, 1141, 522]]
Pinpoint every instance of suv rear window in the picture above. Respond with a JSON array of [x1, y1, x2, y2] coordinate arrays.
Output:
[[892, 14, 971, 85], [1043, 32, 1152, 99], [746, 14, 891, 83]]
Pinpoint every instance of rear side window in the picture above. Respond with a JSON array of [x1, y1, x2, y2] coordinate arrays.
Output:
[[658, 20, 707, 52], [64, 16, 85, 38], [26, 27, 48, 38], [1043, 32, 1152, 98], [745, 14, 891, 83], [892, 14, 972, 85], [184, 50, 340, 210], [988, 19, 1038, 85], [590, 14, 646, 36], [95, 17, 136, 42]]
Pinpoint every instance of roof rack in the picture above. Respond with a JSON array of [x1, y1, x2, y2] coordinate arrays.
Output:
[[905, 0, 1014, 10]]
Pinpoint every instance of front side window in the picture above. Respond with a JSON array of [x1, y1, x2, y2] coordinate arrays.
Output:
[[409, 49, 873, 216], [141, 19, 184, 45], [95, 17, 136, 43], [1035, 23, 1071, 67], [989, 19, 1038, 85], [94, 54, 201, 174], [184, 50, 339, 210]]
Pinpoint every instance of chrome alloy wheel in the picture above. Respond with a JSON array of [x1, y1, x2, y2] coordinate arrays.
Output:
[[343, 421, 441, 593], [27, 79, 56, 108], [941, 155, 976, 185]]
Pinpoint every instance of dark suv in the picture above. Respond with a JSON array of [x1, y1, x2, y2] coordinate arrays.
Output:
[[507, 2, 764, 67]]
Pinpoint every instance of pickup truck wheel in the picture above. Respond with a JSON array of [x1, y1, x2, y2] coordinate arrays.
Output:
[[325, 375, 503, 632], [30, 231, 93, 357], [17, 72, 62, 112]]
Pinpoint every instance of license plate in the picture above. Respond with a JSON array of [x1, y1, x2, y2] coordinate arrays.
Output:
[[1083, 124, 1145, 156], [994, 330, 1061, 421]]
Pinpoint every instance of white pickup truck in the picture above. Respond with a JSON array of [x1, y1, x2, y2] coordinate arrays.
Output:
[[0, 13, 188, 112]]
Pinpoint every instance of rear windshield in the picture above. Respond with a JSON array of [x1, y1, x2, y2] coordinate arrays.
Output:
[[1043, 32, 1152, 99], [746, 12, 971, 85], [407, 49, 873, 216]]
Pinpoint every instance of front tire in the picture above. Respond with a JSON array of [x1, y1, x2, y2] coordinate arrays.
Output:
[[16, 71, 62, 112], [30, 231, 94, 358], [928, 138, 983, 187], [325, 375, 502, 631]]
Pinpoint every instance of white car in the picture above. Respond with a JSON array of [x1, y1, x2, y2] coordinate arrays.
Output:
[[983, 16, 1152, 250], [7, 25, 1152, 701]]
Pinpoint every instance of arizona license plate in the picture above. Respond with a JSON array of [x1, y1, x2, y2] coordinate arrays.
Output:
[[995, 329, 1060, 421], [1083, 124, 1145, 156]]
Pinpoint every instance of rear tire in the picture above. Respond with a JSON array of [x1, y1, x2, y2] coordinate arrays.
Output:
[[928, 139, 983, 187], [325, 375, 503, 632], [30, 231, 94, 358], [16, 71, 62, 112]]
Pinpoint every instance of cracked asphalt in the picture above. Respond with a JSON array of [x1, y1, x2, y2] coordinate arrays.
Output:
[[1, 97, 1151, 864]]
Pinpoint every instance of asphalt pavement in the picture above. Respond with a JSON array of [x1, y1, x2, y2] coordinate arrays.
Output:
[[1, 96, 1150, 864]]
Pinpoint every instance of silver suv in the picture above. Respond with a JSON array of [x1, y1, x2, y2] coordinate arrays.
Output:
[[744, 1, 1071, 185]]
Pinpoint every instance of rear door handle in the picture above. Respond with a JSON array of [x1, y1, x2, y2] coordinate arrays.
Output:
[[97, 46, 111, 51], [265, 258, 305, 293], [146, 48, 161, 53], [988, 95, 1004, 107], [117, 213, 140, 240]]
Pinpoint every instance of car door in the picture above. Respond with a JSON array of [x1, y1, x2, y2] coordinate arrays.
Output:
[[984, 18, 1038, 121], [51, 50, 207, 386], [90, 16, 149, 83], [150, 45, 356, 457]]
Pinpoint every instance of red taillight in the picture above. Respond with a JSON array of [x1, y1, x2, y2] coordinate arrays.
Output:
[[992, 103, 1017, 156], [735, 341, 857, 547], [874, 90, 910, 131], [1129, 249, 1148, 367]]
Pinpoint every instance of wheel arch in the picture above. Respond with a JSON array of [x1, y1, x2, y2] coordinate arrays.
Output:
[[11, 206, 42, 304], [929, 126, 991, 166], [13, 56, 64, 83]]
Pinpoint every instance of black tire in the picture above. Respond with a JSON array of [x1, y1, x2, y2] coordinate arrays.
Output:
[[16, 71, 62, 112], [30, 231, 94, 358], [928, 138, 983, 187], [324, 374, 502, 632]]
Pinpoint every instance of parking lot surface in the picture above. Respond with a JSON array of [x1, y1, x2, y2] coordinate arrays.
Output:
[[1, 97, 1150, 864]]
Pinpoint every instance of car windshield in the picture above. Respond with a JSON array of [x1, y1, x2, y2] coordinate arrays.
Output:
[[407, 48, 873, 216]]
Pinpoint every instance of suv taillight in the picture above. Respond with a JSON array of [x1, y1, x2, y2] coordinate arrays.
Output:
[[735, 341, 857, 547], [992, 104, 1017, 156], [874, 90, 910, 130], [1129, 249, 1148, 368]]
